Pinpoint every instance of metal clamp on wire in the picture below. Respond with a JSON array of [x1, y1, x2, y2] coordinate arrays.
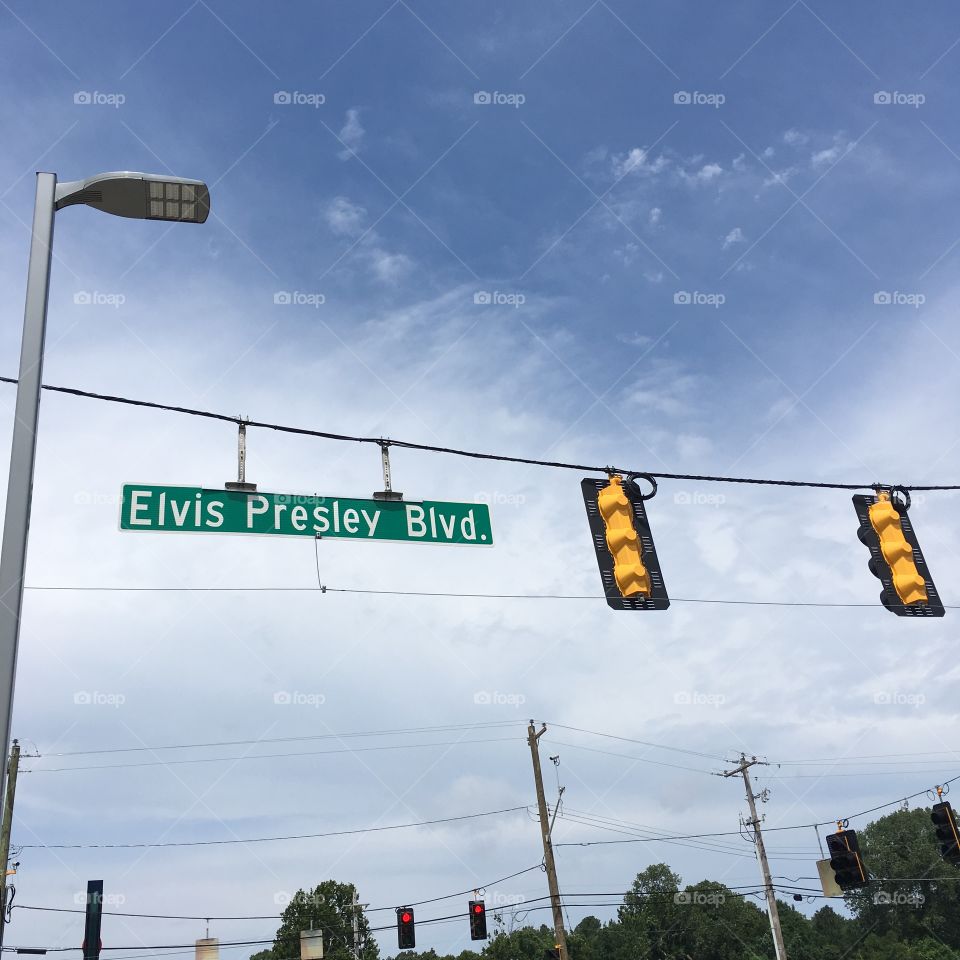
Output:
[[624, 472, 658, 501]]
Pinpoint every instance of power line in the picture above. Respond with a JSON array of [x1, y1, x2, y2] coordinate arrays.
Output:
[[27, 584, 960, 609], [20, 805, 528, 849], [23, 736, 521, 773], [36, 721, 523, 758], [3, 375, 958, 491], [543, 723, 727, 762]]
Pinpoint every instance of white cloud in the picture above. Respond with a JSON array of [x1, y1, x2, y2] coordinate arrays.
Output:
[[325, 196, 367, 237], [337, 107, 365, 160], [649, 206, 662, 225], [723, 226, 745, 248], [783, 128, 808, 146], [612, 147, 670, 178], [370, 249, 413, 283], [683, 162, 723, 185]]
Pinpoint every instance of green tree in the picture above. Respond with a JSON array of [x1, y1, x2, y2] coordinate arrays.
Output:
[[483, 923, 555, 960], [270, 881, 379, 960]]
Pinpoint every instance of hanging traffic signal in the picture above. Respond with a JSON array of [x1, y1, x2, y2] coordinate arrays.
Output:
[[469, 900, 488, 940], [582, 475, 669, 611], [931, 802, 960, 865], [396, 906, 415, 949], [853, 489, 943, 617], [826, 828, 869, 890]]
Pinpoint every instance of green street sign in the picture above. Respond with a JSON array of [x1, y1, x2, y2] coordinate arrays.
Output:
[[119, 484, 493, 545]]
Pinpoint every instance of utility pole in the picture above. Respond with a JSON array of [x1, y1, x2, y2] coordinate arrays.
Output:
[[0, 740, 20, 950], [723, 754, 787, 960], [527, 721, 569, 960], [351, 889, 361, 960]]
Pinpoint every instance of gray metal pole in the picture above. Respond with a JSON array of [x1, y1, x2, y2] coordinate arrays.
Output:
[[0, 173, 56, 797]]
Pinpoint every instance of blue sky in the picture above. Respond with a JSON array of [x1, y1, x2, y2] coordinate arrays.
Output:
[[3, 1, 960, 956]]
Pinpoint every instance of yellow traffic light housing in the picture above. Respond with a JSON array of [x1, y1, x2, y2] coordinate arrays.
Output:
[[597, 476, 651, 597], [853, 489, 943, 617], [868, 492, 927, 605], [582, 475, 669, 610]]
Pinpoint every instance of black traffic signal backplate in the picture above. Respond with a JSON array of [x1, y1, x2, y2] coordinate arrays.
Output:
[[852, 494, 944, 617], [582, 477, 669, 611]]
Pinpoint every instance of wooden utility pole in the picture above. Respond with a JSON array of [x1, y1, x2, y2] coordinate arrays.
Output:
[[0, 740, 19, 949], [723, 754, 787, 960], [527, 721, 569, 960]]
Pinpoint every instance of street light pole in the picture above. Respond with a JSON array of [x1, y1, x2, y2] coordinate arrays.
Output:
[[0, 168, 209, 830], [0, 173, 56, 777]]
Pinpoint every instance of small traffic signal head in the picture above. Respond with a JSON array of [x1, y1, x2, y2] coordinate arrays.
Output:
[[931, 802, 960, 865], [469, 900, 488, 940], [826, 829, 869, 890], [582, 476, 669, 611], [396, 906, 415, 949], [852, 491, 943, 616]]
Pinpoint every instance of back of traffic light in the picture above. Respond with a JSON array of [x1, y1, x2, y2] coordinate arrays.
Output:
[[853, 488, 943, 616], [582, 474, 669, 611], [396, 906, 415, 950], [469, 900, 488, 940], [931, 787, 960, 866], [826, 825, 869, 890]]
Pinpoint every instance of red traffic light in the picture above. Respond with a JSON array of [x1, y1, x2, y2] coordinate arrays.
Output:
[[401, 911, 412, 923], [473, 904, 483, 914]]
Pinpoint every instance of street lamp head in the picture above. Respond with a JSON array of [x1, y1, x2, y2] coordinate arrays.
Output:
[[54, 171, 210, 223]]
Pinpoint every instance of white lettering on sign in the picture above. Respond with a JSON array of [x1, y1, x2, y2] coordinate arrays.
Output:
[[129, 491, 151, 526]]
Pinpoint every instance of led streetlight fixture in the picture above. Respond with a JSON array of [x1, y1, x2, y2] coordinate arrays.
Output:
[[55, 171, 210, 223]]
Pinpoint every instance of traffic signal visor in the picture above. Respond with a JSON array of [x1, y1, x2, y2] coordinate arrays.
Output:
[[597, 476, 650, 598], [869, 493, 927, 606]]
